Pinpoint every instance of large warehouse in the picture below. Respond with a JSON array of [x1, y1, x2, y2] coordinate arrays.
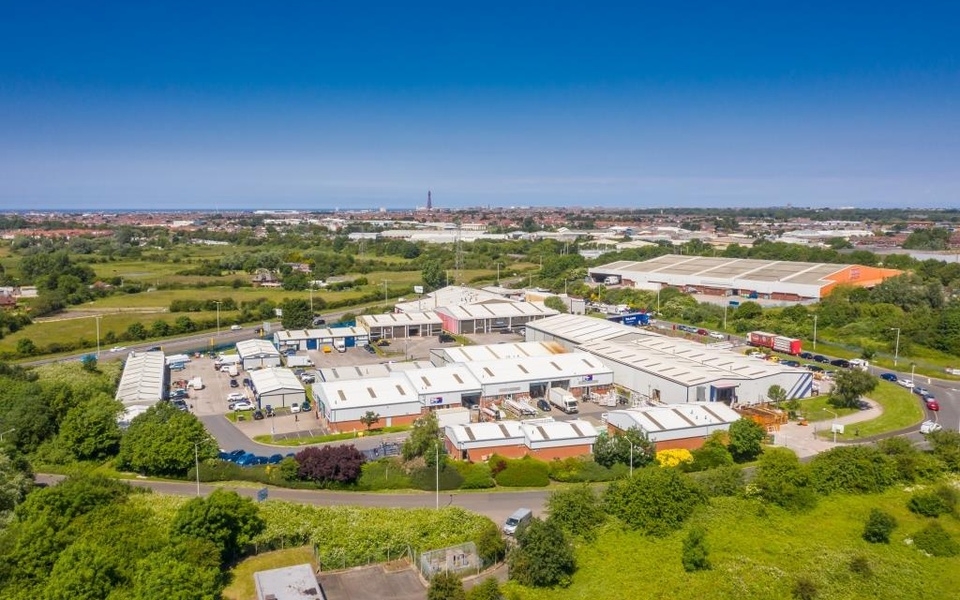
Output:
[[115, 350, 167, 406], [313, 374, 422, 432], [248, 367, 305, 409], [605, 403, 742, 451], [435, 301, 559, 335], [357, 311, 443, 340], [526, 314, 812, 406], [588, 255, 902, 302]]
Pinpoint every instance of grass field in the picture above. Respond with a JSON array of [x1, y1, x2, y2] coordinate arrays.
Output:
[[223, 546, 316, 600], [504, 486, 960, 600], [798, 395, 859, 421], [814, 381, 925, 441]]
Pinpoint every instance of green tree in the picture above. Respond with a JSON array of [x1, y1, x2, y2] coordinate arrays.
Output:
[[117, 403, 217, 476], [546, 484, 605, 539], [421, 260, 446, 291], [927, 429, 960, 472], [16, 338, 38, 356], [58, 394, 123, 460], [427, 571, 466, 600], [0, 449, 33, 526], [544, 295, 567, 313], [767, 384, 787, 407], [603, 466, 706, 536], [508, 518, 576, 587], [681, 526, 711, 572], [170, 489, 265, 565], [359, 411, 380, 431], [727, 418, 767, 463], [733, 301, 762, 320], [402, 412, 440, 461], [279, 298, 313, 329], [126, 321, 148, 340], [131, 541, 222, 600], [592, 428, 655, 469], [752, 447, 817, 512], [686, 432, 734, 472], [80, 354, 98, 373], [829, 370, 878, 409], [44, 539, 121, 600], [808, 445, 897, 495]]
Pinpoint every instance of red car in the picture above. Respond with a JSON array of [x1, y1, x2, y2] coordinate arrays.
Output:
[[925, 399, 940, 411]]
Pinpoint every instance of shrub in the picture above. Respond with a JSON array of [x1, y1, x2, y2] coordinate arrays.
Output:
[[751, 448, 817, 512], [295, 445, 365, 485], [548, 457, 621, 482], [474, 520, 507, 565], [428, 571, 465, 600], [656, 448, 694, 469], [912, 522, 960, 557], [546, 485, 606, 539], [452, 461, 495, 489], [808, 445, 897, 495], [357, 458, 412, 490], [927, 429, 960, 472], [849, 555, 872, 578], [681, 526, 711, 572], [690, 465, 745, 497], [508, 518, 576, 588], [493, 457, 550, 488], [792, 576, 818, 600], [727, 418, 767, 463], [604, 466, 706, 536], [877, 437, 945, 482], [862, 509, 897, 544], [908, 487, 955, 518], [686, 432, 734, 472], [410, 462, 464, 491], [466, 577, 501, 600]]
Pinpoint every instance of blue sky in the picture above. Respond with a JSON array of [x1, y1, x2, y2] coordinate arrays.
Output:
[[1, 1, 958, 210]]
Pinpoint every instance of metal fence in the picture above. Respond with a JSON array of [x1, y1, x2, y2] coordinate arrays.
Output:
[[417, 541, 480, 580]]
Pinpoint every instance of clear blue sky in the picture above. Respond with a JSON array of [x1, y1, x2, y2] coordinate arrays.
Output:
[[1, 1, 957, 210]]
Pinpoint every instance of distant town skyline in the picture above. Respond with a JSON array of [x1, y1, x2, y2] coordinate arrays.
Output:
[[1, 2, 957, 210]]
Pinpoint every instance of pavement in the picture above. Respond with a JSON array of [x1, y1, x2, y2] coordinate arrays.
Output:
[[772, 398, 884, 458]]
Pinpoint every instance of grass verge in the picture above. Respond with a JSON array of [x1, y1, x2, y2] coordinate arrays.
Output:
[[816, 381, 924, 441], [253, 426, 411, 446]]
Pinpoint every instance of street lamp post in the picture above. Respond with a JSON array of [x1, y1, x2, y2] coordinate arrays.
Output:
[[435, 440, 440, 510], [823, 407, 838, 443], [723, 303, 728, 330], [383, 280, 388, 307], [309, 287, 314, 314], [890, 327, 901, 367], [910, 363, 916, 387], [812, 314, 818, 350], [213, 301, 222, 336], [194, 442, 201, 496], [95, 315, 102, 357], [629, 441, 634, 477]]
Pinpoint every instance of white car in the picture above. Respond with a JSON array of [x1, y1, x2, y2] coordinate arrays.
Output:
[[291, 403, 301, 414], [230, 324, 242, 330], [109, 346, 127, 353], [227, 392, 246, 402], [898, 379, 915, 389], [228, 400, 255, 411], [708, 332, 726, 340], [920, 420, 942, 434]]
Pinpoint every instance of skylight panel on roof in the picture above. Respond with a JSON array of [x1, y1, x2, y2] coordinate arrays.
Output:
[[396, 385, 406, 395], [367, 387, 377, 398]]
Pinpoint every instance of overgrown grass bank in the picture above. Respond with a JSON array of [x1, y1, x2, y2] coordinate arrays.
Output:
[[505, 486, 960, 600]]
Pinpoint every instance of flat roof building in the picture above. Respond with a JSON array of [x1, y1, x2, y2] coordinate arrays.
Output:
[[236, 339, 282, 371], [115, 351, 167, 406], [273, 327, 369, 352], [444, 418, 598, 462], [429, 341, 567, 366], [248, 367, 305, 408], [588, 255, 902, 302], [605, 403, 742, 451], [357, 311, 443, 340], [313, 374, 422, 432]]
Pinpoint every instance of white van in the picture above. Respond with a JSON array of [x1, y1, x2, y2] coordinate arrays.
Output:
[[503, 508, 533, 536]]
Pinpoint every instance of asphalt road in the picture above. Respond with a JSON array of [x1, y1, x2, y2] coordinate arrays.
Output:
[[36, 474, 550, 523]]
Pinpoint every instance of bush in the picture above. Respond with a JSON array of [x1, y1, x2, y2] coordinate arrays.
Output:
[[548, 457, 622, 482], [546, 485, 606, 539], [410, 462, 464, 491], [604, 466, 706, 536], [689, 465, 745, 497], [912, 522, 960, 557], [357, 458, 412, 490], [295, 445, 365, 485], [849, 555, 872, 578], [493, 456, 550, 488], [792, 576, 819, 600], [656, 448, 694, 469], [508, 518, 576, 587], [727, 418, 767, 463], [474, 520, 507, 565], [808, 445, 897, 495], [751, 448, 817, 512], [452, 461, 495, 489], [681, 526, 711, 572], [877, 437, 945, 483], [466, 577, 501, 600], [685, 432, 733, 472], [862, 509, 897, 544], [907, 486, 957, 518], [428, 571, 465, 600], [927, 430, 960, 472]]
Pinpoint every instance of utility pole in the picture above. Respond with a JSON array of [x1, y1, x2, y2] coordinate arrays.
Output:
[[812, 314, 818, 350], [214, 301, 221, 336], [383, 280, 388, 307], [891, 327, 900, 366]]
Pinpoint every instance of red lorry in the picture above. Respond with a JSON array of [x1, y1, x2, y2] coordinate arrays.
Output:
[[748, 331, 802, 355]]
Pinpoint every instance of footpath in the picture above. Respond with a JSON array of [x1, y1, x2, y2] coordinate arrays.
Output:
[[774, 398, 885, 458]]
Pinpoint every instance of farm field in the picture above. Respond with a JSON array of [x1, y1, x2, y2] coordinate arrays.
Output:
[[505, 488, 960, 600]]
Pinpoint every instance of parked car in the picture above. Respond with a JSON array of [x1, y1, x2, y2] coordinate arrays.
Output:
[[813, 355, 830, 363], [268, 454, 284, 464], [925, 399, 940, 411], [230, 324, 242, 330], [300, 374, 315, 384], [265, 405, 275, 417], [806, 365, 825, 373], [537, 399, 551, 412], [856, 400, 871, 410], [229, 379, 239, 388], [912, 386, 930, 397], [708, 331, 725, 340], [880, 372, 898, 382], [920, 420, 942, 434], [172, 399, 189, 411], [898, 379, 915, 389], [228, 400, 255, 411], [780, 360, 801, 367], [439, 333, 455, 343], [799, 352, 814, 360], [376, 339, 390, 347], [291, 403, 301, 414], [253, 409, 265, 420], [227, 392, 246, 401], [830, 359, 851, 368], [235, 453, 258, 467], [109, 346, 127, 353], [365, 344, 377, 354]]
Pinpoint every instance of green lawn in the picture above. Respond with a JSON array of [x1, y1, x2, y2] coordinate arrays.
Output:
[[223, 546, 316, 600], [815, 381, 925, 441], [505, 488, 960, 600], [797, 395, 859, 421]]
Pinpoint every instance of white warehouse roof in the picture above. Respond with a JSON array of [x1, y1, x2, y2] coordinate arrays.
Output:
[[405, 365, 481, 396], [435, 341, 566, 363], [115, 351, 166, 406], [605, 403, 741, 442], [394, 285, 505, 312], [318, 361, 435, 382], [525, 313, 657, 345], [358, 311, 442, 327], [314, 374, 417, 411], [274, 326, 366, 342], [580, 340, 742, 387], [248, 367, 304, 395], [446, 421, 524, 447], [236, 338, 281, 358], [463, 352, 612, 386], [522, 419, 598, 447], [437, 301, 558, 321]]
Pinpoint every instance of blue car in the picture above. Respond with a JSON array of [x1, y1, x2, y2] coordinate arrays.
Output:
[[235, 453, 258, 467], [880, 373, 898, 383], [268, 454, 284, 464]]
